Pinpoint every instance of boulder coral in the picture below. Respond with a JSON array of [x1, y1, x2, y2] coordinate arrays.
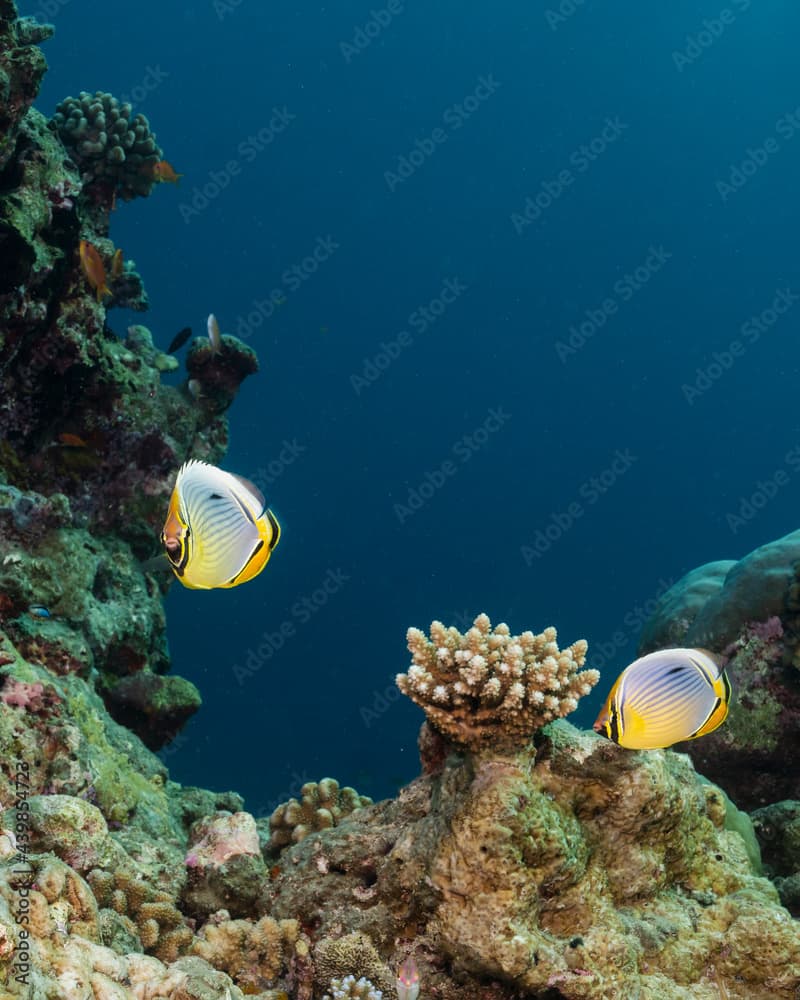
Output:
[[636, 529, 800, 809]]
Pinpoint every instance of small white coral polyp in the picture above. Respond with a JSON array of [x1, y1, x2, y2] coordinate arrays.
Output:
[[323, 974, 383, 999], [397, 612, 599, 752]]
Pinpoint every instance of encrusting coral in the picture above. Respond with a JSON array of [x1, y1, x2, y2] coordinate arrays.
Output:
[[183, 811, 266, 918], [397, 612, 599, 752], [267, 778, 373, 856]]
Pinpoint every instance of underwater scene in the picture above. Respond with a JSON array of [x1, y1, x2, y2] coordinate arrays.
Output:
[[1, 0, 800, 996]]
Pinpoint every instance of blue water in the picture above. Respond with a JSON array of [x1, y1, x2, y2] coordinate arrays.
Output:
[[23, 0, 800, 814]]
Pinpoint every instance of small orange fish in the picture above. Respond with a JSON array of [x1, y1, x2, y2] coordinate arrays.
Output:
[[111, 248, 124, 280], [57, 433, 88, 448], [152, 160, 183, 184], [79, 240, 111, 302]]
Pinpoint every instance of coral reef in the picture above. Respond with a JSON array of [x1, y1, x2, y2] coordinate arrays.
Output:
[[268, 721, 800, 999], [397, 613, 599, 752], [267, 779, 373, 856], [0, 5, 51, 173], [636, 530, 800, 809], [0, 3, 797, 999], [0, 0, 256, 748]]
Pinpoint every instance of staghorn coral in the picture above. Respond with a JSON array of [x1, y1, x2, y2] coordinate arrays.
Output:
[[323, 975, 383, 1000], [50, 90, 163, 202], [268, 778, 373, 855], [397, 612, 599, 752]]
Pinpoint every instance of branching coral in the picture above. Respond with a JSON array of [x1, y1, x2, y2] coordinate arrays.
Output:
[[396, 613, 598, 752], [190, 913, 299, 991], [87, 866, 191, 963], [323, 975, 383, 1000], [268, 778, 372, 855]]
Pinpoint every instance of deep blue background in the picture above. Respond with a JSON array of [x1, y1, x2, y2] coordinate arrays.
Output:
[[21, 0, 800, 815]]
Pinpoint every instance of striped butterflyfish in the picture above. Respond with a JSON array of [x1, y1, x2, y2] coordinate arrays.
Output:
[[593, 647, 730, 750], [161, 460, 280, 590]]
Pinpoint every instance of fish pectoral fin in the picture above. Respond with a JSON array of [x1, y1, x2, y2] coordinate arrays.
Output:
[[140, 553, 172, 575]]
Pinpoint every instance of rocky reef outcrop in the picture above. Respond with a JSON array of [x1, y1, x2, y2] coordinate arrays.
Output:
[[0, 0, 259, 749]]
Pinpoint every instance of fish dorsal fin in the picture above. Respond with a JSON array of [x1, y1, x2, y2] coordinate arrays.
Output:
[[230, 474, 266, 516]]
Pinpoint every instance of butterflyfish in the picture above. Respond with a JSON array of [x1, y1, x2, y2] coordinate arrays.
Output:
[[593, 647, 730, 750], [79, 240, 111, 302], [161, 460, 280, 590]]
